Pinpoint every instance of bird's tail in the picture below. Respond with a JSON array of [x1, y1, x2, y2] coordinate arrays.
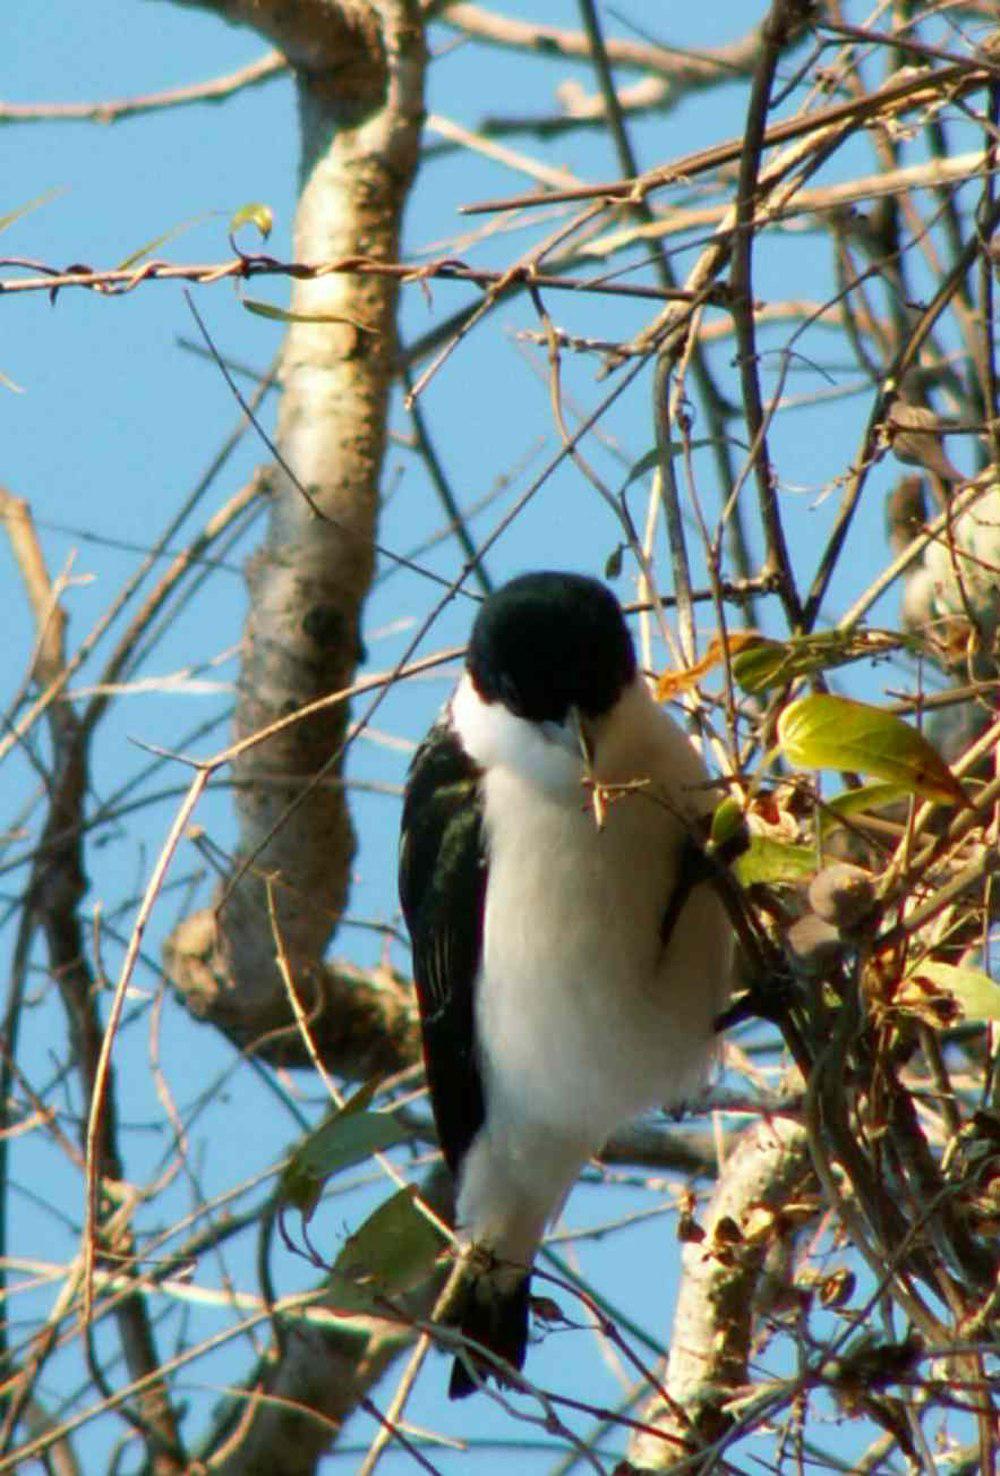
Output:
[[448, 1271, 531, 1400]]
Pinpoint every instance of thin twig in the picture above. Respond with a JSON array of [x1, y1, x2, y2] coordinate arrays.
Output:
[[462, 59, 988, 213], [729, 0, 805, 628], [0, 52, 287, 124]]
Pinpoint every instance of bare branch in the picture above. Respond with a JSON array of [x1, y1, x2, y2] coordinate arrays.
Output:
[[0, 52, 286, 124], [1, 494, 186, 1473], [437, 3, 761, 83]]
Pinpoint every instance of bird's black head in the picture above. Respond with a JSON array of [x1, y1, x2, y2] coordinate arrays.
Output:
[[467, 571, 637, 723]]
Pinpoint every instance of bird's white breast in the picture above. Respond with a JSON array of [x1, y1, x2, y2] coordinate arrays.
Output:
[[471, 678, 731, 1153]]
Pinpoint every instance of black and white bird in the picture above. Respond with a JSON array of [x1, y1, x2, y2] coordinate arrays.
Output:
[[398, 571, 732, 1397]]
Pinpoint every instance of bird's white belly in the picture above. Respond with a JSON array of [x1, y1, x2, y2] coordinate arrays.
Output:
[[477, 766, 730, 1154]]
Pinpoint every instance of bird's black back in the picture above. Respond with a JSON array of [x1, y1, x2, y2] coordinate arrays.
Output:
[[398, 720, 487, 1175]]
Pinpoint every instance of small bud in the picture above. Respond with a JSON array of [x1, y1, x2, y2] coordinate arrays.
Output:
[[530, 1296, 564, 1326], [677, 1213, 705, 1245], [711, 1215, 743, 1249], [819, 1268, 856, 1309]]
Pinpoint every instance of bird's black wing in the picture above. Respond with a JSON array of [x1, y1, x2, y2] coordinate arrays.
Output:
[[399, 719, 487, 1176]]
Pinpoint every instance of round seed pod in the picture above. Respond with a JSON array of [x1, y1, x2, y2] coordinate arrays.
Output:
[[807, 863, 875, 933]]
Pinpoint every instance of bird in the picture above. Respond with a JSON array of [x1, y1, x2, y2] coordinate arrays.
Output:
[[398, 571, 733, 1398]]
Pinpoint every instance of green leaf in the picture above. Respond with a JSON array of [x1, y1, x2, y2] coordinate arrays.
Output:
[[735, 835, 815, 886], [115, 214, 206, 271], [279, 1081, 409, 1222], [819, 781, 909, 837], [710, 796, 747, 852], [729, 638, 788, 693], [732, 629, 901, 694], [616, 440, 713, 497], [242, 297, 377, 332], [329, 1187, 446, 1314], [619, 448, 660, 492], [0, 187, 64, 238], [777, 695, 966, 807], [604, 543, 624, 580], [230, 201, 273, 240], [904, 961, 1000, 1024], [824, 781, 910, 818]]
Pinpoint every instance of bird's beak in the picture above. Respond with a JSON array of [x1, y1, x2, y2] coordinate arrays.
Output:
[[540, 707, 587, 757], [539, 710, 605, 825], [566, 705, 594, 767]]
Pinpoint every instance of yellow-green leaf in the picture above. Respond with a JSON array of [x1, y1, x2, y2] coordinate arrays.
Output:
[[819, 780, 910, 837], [824, 781, 910, 818], [328, 1187, 446, 1314], [777, 695, 966, 807], [230, 201, 273, 240], [904, 961, 1000, 1024], [242, 296, 376, 332], [735, 835, 815, 886]]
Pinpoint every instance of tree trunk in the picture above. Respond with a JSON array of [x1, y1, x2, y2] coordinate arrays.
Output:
[[165, 0, 425, 1073]]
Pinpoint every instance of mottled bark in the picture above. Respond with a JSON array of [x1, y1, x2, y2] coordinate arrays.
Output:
[[165, 0, 425, 1066], [628, 1117, 813, 1471]]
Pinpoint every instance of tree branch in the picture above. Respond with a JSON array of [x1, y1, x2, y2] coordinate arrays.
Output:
[[628, 1117, 813, 1470], [0, 492, 185, 1474]]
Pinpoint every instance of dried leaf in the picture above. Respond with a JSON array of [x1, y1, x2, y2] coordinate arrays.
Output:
[[657, 631, 764, 699], [902, 961, 1000, 1024], [819, 1268, 856, 1308]]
